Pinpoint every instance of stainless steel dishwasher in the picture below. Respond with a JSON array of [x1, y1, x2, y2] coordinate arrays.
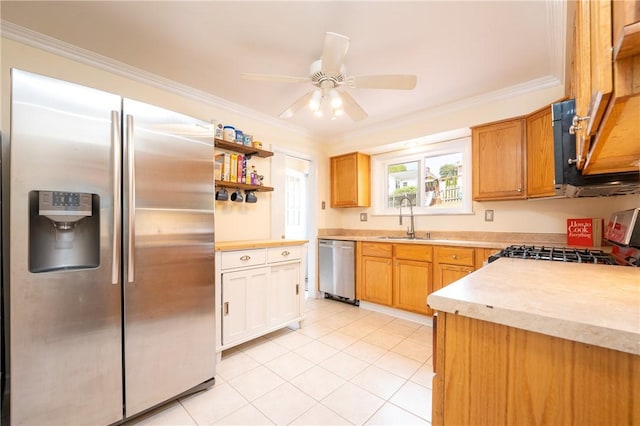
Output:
[[319, 239, 357, 305]]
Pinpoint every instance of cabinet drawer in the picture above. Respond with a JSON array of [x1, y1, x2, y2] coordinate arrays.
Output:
[[220, 249, 266, 270], [362, 242, 392, 258], [434, 246, 475, 267], [394, 244, 433, 262], [267, 245, 303, 263]]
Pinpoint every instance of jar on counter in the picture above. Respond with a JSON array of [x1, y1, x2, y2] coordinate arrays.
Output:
[[223, 125, 236, 142]]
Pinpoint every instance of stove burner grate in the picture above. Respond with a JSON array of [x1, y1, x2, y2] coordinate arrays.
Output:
[[488, 245, 617, 265]]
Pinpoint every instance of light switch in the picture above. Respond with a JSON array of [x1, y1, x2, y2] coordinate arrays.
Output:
[[360, 213, 368, 222]]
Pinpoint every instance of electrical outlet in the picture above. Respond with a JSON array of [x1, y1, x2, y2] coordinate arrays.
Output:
[[485, 209, 494, 222], [360, 213, 368, 222]]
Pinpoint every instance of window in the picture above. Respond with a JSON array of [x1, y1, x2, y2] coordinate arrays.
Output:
[[372, 136, 472, 215]]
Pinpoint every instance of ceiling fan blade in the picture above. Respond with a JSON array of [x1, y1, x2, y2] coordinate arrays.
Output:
[[279, 91, 313, 119], [321, 32, 350, 75], [242, 73, 310, 84], [340, 91, 368, 122], [347, 74, 417, 90]]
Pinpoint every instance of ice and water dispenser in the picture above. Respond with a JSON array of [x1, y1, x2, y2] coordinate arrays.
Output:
[[29, 190, 100, 273]]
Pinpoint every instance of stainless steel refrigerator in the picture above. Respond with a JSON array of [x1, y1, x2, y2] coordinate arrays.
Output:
[[3, 69, 216, 425]]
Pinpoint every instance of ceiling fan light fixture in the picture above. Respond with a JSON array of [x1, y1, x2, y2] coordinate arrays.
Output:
[[309, 89, 322, 111], [329, 89, 343, 108]]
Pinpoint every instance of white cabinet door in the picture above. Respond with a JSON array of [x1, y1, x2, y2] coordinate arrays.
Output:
[[269, 263, 300, 326], [222, 267, 270, 346]]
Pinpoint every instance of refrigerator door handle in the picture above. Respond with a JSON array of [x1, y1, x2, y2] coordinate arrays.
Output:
[[126, 114, 136, 283], [112, 110, 122, 285]]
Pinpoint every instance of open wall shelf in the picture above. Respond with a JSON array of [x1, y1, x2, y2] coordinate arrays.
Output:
[[215, 180, 274, 192], [214, 139, 274, 158]]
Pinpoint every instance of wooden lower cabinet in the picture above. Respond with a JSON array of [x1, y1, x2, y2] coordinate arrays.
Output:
[[359, 242, 432, 314], [433, 263, 474, 293], [361, 255, 393, 305], [358, 243, 502, 315], [433, 246, 476, 293], [394, 258, 432, 315], [433, 313, 640, 426]]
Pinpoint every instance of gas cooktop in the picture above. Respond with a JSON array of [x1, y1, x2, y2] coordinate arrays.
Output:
[[488, 245, 618, 265]]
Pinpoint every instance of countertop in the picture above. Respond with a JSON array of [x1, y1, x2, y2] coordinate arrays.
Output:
[[321, 235, 553, 249], [427, 258, 640, 355], [216, 239, 308, 251]]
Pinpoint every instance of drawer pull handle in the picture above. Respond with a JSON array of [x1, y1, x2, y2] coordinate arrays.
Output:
[[240, 255, 251, 261], [452, 254, 458, 259], [282, 250, 290, 256]]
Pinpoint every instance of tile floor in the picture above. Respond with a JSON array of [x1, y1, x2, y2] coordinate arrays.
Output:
[[129, 297, 434, 425]]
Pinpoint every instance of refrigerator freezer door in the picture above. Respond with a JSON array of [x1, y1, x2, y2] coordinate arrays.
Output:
[[8, 70, 123, 425], [122, 99, 216, 416]]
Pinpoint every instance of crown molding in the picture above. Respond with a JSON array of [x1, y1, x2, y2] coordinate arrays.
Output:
[[1, 20, 313, 140], [342, 74, 562, 143], [2, 16, 566, 146]]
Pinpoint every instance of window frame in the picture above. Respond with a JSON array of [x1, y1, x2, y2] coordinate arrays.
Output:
[[371, 136, 473, 216]]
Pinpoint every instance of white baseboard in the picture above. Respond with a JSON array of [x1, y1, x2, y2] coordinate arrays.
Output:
[[359, 301, 433, 327]]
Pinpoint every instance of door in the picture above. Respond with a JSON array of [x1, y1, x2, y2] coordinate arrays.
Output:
[[269, 262, 300, 325], [472, 119, 526, 200], [222, 267, 270, 345], [433, 263, 474, 293], [122, 99, 216, 416], [361, 256, 393, 305], [394, 258, 432, 315], [9, 69, 123, 425]]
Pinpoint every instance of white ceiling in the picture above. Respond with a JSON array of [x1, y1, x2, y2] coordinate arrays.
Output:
[[1, 1, 568, 141]]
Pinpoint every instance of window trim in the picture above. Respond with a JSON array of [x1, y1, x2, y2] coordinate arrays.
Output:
[[371, 136, 473, 216]]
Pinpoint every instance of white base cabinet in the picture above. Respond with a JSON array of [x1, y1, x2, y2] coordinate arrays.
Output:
[[215, 243, 306, 358]]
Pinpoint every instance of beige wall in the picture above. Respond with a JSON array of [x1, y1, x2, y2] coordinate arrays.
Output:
[[318, 84, 639, 236], [0, 37, 325, 242], [2, 36, 638, 242]]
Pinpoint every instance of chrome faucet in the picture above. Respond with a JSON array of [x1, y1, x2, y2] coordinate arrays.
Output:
[[399, 194, 415, 239]]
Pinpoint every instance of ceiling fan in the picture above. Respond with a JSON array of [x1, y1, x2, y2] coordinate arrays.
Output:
[[242, 32, 417, 122]]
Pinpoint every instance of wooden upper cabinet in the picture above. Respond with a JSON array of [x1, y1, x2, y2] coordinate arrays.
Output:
[[526, 105, 556, 198], [573, 0, 613, 168], [330, 152, 371, 208], [472, 118, 526, 201], [573, 0, 640, 175]]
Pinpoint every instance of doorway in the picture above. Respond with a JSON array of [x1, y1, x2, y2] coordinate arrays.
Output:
[[271, 151, 316, 296]]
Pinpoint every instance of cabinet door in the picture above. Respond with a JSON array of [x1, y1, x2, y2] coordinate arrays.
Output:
[[221, 267, 270, 346], [526, 106, 556, 198], [361, 255, 393, 305], [330, 152, 371, 208], [394, 258, 432, 315], [472, 119, 526, 200], [574, 0, 613, 168], [433, 263, 474, 293], [269, 262, 301, 326]]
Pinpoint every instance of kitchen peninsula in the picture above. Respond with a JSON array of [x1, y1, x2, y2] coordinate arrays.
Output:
[[427, 258, 640, 425]]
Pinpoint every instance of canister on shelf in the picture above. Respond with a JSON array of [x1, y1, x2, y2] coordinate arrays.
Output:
[[235, 129, 244, 144], [243, 134, 253, 146], [212, 120, 224, 140], [252, 140, 263, 149], [223, 125, 236, 142]]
